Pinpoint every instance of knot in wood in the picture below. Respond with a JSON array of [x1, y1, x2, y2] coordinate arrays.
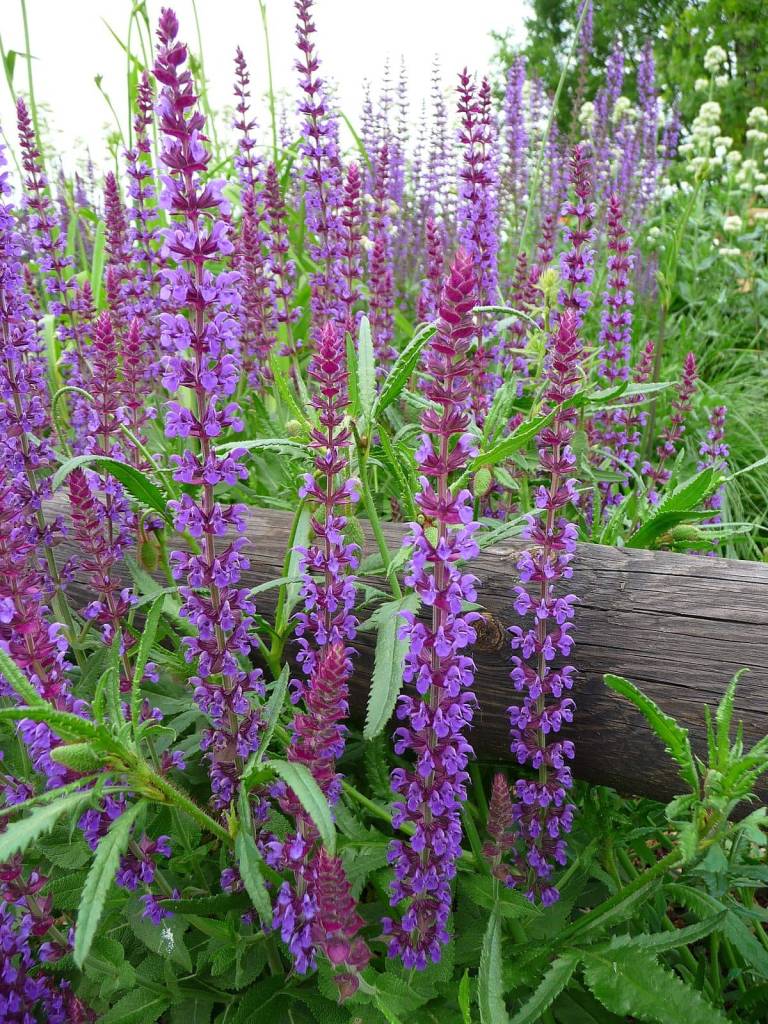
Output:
[[473, 612, 506, 652]]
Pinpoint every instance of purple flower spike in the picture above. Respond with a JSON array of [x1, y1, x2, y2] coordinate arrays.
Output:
[[384, 249, 480, 969], [558, 144, 596, 322], [507, 308, 582, 906], [294, 321, 359, 687], [643, 352, 698, 504], [154, 7, 263, 810]]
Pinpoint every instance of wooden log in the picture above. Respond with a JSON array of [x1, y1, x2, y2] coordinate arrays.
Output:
[[47, 498, 768, 804]]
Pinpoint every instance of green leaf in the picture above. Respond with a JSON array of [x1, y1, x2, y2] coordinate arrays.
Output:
[[278, 503, 311, 634], [510, 954, 578, 1024], [469, 410, 555, 471], [131, 594, 165, 735], [582, 947, 729, 1024], [90, 219, 106, 306], [372, 322, 436, 422], [0, 647, 47, 707], [458, 968, 472, 1024], [216, 437, 309, 459], [100, 988, 171, 1024], [268, 759, 336, 855], [74, 801, 144, 967], [0, 705, 101, 743], [53, 455, 171, 522], [715, 670, 746, 768], [604, 675, 698, 792], [269, 352, 311, 429], [722, 909, 768, 979], [235, 827, 272, 925], [478, 907, 507, 1024], [0, 791, 93, 862], [357, 315, 376, 426], [248, 664, 290, 769], [626, 468, 719, 549], [346, 329, 360, 417], [602, 913, 727, 955], [364, 593, 421, 740]]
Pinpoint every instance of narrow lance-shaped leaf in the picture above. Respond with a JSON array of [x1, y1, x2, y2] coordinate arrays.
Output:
[[74, 801, 145, 967], [52, 455, 171, 522], [478, 907, 507, 1024], [357, 315, 376, 427], [364, 593, 421, 740], [371, 321, 436, 422], [604, 674, 698, 792], [268, 759, 336, 855], [131, 593, 165, 735], [0, 647, 47, 707], [0, 791, 95, 862]]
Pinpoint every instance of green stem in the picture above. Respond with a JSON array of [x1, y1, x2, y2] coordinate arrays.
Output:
[[558, 849, 682, 943], [20, 0, 44, 175], [258, 0, 278, 165], [355, 428, 402, 599], [140, 765, 230, 844]]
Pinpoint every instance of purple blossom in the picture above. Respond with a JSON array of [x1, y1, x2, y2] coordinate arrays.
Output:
[[558, 144, 596, 322], [507, 309, 582, 906], [154, 7, 263, 810], [698, 405, 729, 535], [294, 0, 345, 337], [643, 352, 698, 503], [368, 144, 396, 371], [310, 848, 371, 999], [384, 249, 480, 969]]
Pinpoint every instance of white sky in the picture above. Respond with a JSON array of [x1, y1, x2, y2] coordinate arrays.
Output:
[[0, 0, 527, 170]]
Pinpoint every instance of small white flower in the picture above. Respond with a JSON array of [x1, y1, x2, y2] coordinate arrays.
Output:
[[715, 136, 733, 149], [578, 101, 595, 128], [747, 106, 768, 128], [612, 96, 634, 123], [726, 150, 743, 166], [714, 74, 729, 88], [718, 246, 741, 257], [752, 208, 768, 222], [723, 215, 743, 234], [746, 128, 768, 144], [694, 77, 709, 93], [648, 226, 662, 239], [755, 183, 768, 199], [703, 45, 727, 73]]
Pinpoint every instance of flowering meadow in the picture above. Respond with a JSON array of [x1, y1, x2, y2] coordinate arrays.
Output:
[[0, 1, 767, 1021]]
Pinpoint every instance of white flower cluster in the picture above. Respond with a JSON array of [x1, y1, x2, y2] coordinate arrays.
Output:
[[723, 215, 743, 234], [703, 45, 727, 73]]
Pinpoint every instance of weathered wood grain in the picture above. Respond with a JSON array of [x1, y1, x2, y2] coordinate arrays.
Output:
[[47, 498, 768, 803]]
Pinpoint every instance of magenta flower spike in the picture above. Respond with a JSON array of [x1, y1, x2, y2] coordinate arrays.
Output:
[[270, 322, 361, 977], [384, 249, 480, 969], [643, 352, 698, 504], [338, 162, 363, 336], [507, 308, 582, 906], [558, 144, 596, 323], [698, 406, 729, 540], [153, 8, 263, 810]]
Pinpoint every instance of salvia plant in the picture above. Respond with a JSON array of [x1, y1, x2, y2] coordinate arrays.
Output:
[[0, 2, 766, 1022]]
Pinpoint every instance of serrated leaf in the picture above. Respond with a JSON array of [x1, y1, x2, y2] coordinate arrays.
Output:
[[357, 315, 376, 425], [372, 322, 436, 421], [0, 705, 102, 743], [582, 947, 728, 1024], [627, 468, 719, 549], [458, 968, 472, 1024], [604, 675, 698, 792], [602, 912, 727, 955], [74, 801, 144, 966], [0, 791, 92, 861], [510, 954, 578, 1024], [268, 759, 335, 855], [469, 410, 555, 470], [100, 987, 171, 1024], [478, 907, 507, 1024], [53, 455, 171, 521], [216, 437, 310, 459], [0, 648, 48, 707], [248, 664, 290, 770], [131, 594, 165, 734], [364, 593, 421, 739], [235, 828, 272, 925]]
